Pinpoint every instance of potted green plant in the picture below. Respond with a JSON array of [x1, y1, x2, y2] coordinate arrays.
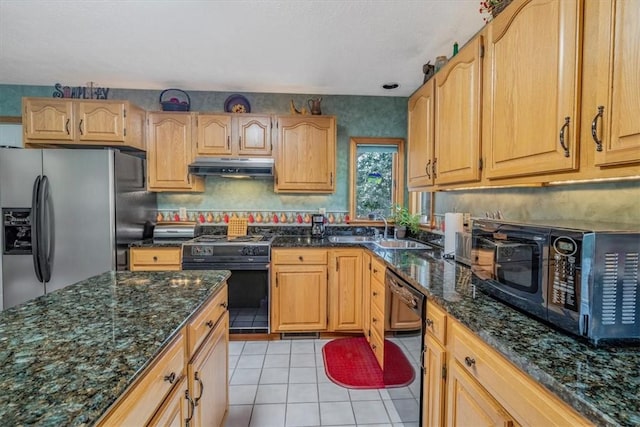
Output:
[[392, 205, 421, 238]]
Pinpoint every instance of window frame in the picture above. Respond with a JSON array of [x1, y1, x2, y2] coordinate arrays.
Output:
[[348, 136, 405, 224]]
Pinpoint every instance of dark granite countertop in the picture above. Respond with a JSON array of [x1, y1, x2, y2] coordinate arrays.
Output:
[[272, 236, 640, 427], [0, 270, 230, 426], [129, 238, 186, 248]]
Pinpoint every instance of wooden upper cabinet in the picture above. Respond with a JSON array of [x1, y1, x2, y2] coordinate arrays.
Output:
[[196, 113, 272, 157], [76, 101, 126, 142], [147, 112, 204, 192], [23, 98, 75, 141], [197, 114, 232, 156], [434, 36, 483, 186], [23, 98, 145, 150], [274, 116, 336, 193], [485, 0, 581, 179], [407, 79, 435, 190], [591, 0, 640, 167]]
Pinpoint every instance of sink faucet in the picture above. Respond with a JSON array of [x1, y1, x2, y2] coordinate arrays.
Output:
[[369, 212, 387, 240]]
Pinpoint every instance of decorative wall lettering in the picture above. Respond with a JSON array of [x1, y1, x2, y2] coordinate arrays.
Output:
[[53, 82, 109, 99]]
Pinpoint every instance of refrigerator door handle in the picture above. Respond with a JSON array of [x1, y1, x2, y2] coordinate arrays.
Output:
[[39, 175, 52, 283], [31, 175, 44, 282]]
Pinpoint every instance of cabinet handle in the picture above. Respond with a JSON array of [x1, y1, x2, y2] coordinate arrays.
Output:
[[65, 119, 70, 135], [330, 172, 333, 186], [206, 320, 214, 328], [194, 371, 204, 406], [221, 302, 228, 309], [163, 372, 176, 384], [591, 106, 604, 152], [227, 135, 230, 149], [559, 116, 571, 158], [426, 159, 431, 179], [421, 348, 426, 370], [185, 390, 195, 426], [239, 135, 242, 146], [426, 318, 433, 327], [78, 119, 84, 135], [433, 158, 438, 178], [464, 356, 476, 367]]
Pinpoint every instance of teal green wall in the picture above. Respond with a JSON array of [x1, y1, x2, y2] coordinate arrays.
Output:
[[0, 84, 408, 214]]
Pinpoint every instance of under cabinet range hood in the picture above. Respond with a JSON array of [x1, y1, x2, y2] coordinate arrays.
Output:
[[188, 157, 274, 178]]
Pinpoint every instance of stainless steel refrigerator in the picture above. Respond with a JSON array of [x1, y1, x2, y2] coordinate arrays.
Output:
[[0, 148, 156, 310]]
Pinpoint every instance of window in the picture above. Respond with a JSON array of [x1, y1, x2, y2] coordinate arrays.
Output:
[[349, 137, 405, 221]]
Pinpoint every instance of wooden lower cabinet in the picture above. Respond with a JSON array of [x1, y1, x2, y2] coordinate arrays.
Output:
[[446, 361, 516, 427], [271, 249, 328, 332], [423, 329, 446, 427], [329, 249, 363, 332], [362, 251, 372, 341], [129, 247, 182, 271], [188, 311, 229, 427], [148, 376, 188, 427]]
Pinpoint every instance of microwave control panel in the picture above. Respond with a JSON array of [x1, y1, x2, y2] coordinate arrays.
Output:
[[549, 235, 582, 311]]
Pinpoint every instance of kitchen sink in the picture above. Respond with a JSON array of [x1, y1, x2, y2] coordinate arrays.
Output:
[[328, 235, 377, 243], [373, 239, 431, 250]]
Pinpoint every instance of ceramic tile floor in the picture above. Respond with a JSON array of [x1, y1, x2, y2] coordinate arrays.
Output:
[[224, 338, 421, 427]]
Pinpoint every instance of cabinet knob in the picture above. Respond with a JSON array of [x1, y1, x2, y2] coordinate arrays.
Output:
[[372, 291, 378, 297], [372, 317, 378, 323], [372, 344, 377, 351], [163, 372, 176, 384], [373, 268, 378, 273], [426, 318, 434, 327], [206, 320, 214, 328], [464, 356, 476, 367], [298, 256, 304, 261], [221, 302, 228, 309], [153, 256, 158, 262]]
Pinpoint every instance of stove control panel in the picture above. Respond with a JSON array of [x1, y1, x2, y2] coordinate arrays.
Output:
[[189, 246, 214, 256]]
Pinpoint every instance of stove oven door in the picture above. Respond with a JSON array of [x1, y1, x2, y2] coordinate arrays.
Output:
[[183, 262, 270, 334]]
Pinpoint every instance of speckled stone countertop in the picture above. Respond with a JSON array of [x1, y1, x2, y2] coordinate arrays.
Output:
[[129, 238, 186, 247], [272, 236, 640, 427], [0, 270, 230, 426]]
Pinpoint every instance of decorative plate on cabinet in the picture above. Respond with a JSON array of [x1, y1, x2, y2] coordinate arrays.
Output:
[[224, 94, 251, 113]]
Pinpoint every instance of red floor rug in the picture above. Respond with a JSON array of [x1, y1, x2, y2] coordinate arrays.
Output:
[[322, 337, 415, 389]]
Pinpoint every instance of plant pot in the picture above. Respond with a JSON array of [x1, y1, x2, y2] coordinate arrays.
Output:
[[395, 226, 407, 239]]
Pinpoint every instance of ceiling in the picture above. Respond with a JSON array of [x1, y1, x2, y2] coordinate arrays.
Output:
[[0, 1, 486, 97]]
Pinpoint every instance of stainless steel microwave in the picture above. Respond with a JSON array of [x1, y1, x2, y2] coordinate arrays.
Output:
[[471, 219, 640, 345]]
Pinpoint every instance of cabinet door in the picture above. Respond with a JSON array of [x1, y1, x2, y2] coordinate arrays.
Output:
[[275, 116, 336, 192], [147, 376, 188, 427], [271, 264, 328, 331], [485, 0, 581, 179], [189, 312, 229, 427], [237, 115, 272, 156], [446, 361, 515, 427], [329, 249, 363, 331], [197, 114, 232, 156], [148, 112, 203, 192], [592, 0, 640, 166], [362, 252, 372, 340], [423, 334, 446, 427], [434, 36, 482, 185], [23, 98, 74, 141], [76, 101, 125, 142], [407, 79, 435, 190]]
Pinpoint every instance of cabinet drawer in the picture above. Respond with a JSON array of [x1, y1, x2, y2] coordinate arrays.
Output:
[[273, 249, 327, 265], [370, 300, 385, 343], [371, 276, 385, 315], [98, 332, 185, 426], [370, 256, 386, 283], [187, 286, 228, 357], [130, 247, 181, 266], [425, 300, 447, 344], [449, 321, 590, 426], [370, 326, 385, 369]]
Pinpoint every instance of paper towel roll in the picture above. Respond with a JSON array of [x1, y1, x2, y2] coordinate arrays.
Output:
[[444, 213, 464, 256]]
